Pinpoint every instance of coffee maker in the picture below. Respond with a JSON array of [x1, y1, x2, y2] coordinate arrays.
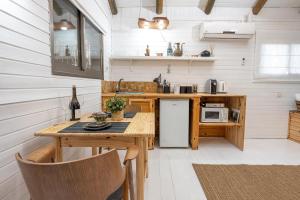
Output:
[[206, 79, 217, 94]]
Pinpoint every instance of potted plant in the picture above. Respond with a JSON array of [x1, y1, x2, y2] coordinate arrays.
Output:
[[106, 96, 127, 119]]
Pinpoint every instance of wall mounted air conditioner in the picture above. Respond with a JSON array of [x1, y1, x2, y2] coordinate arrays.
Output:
[[200, 22, 255, 40]]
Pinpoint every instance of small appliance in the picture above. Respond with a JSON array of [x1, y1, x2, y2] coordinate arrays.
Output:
[[206, 79, 217, 94], [180, 86, 193, 94], [217, 80, 227, 93], [205, 103, 225, 108], [201, 107, 229, 123]]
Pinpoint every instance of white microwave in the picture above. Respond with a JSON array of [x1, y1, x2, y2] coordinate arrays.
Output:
[[201, 107, 228, 123]]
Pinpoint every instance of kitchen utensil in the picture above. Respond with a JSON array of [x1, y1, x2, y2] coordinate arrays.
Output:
[[91, 112, 108, 123], [192, 84, 198, 93], [83, 122, 112, 131]]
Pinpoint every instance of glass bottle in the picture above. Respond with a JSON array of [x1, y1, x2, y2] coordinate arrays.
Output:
[[69, 85, 80, 121]]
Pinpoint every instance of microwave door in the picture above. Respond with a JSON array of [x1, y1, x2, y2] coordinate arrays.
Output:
[[203, 110, 220, 122]]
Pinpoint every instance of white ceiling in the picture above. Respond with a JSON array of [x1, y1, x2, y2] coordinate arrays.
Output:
[[116, 0, 300, 8]]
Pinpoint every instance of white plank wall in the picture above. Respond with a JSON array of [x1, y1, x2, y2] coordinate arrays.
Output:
[[110, 6, 300, 139], [0, 0, 111, 199]]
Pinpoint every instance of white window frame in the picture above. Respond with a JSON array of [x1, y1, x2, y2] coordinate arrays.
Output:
[[254, 30, 300, 83]]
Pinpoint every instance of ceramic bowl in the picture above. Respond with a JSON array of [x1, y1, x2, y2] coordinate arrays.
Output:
[[91, 112, 108, 123]]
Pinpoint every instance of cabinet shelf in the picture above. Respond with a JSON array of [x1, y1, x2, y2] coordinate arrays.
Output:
[[199, 121, 240, 127]]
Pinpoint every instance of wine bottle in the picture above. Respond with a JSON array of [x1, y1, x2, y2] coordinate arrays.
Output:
[[69, 85, 80, 121]]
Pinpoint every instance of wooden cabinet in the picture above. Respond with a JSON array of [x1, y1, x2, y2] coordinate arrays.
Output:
[[128, 99, 154, 112], [129, 99, 155, 149], [288, 111, 300, 143], [198, 95, 247, 151], [102, 96, 155, 149]]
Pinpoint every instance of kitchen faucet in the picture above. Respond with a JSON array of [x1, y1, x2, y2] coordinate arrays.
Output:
[[116, 78, 124, 93]]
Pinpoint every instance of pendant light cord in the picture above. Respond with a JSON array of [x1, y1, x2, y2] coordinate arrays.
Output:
[[139, 0, 142, 18]]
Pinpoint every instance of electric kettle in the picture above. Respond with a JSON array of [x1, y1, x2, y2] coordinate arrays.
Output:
[[217, 80, 227, 93]]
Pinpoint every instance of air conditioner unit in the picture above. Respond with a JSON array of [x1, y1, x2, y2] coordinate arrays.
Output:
[[200, 22, 255, 40]]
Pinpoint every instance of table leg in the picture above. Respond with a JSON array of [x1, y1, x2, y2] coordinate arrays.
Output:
[[136, 137, 145, 200], [55, 137, 63, 162], [92, 147, 98, 155], [144, 138, 149, 178]]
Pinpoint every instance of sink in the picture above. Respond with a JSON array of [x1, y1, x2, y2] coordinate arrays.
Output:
[[116, 91, 144, 95]]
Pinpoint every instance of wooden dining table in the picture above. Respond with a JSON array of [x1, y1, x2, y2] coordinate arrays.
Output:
[[35, 112, 155, 200]]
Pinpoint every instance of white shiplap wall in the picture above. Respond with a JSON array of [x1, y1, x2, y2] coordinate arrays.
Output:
[[0, 0, 111, 199], [110, 6, 300, 139]]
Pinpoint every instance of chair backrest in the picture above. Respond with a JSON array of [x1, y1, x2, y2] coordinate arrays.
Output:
[[16, 150, 125, 200]]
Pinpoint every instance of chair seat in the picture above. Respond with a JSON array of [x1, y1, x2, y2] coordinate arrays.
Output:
[[107, 186, 123, 200]]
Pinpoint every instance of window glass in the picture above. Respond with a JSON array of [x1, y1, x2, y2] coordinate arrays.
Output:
[[53, 0, 80, 70], [290, 44, 300, 74], [259, 44, 289, 75], [83, 17, 104, 79]]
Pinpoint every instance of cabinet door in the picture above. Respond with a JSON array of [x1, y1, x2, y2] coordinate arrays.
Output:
[[102, 97, 110, 112], [128, 99, 154, 112]]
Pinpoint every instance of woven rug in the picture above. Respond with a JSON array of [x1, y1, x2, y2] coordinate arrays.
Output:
[[193, 164, 300, 200]]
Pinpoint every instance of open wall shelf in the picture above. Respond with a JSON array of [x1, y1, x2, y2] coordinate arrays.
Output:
[[110, 56, 216, 62]]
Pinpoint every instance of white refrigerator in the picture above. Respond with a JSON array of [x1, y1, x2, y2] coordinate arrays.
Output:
[[159, 99, 189, 148]]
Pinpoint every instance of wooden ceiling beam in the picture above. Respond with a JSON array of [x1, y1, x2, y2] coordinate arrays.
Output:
[[252, 0, 268, 15], [200, 0, 215, 15], [108, 0, 118, 15], [156, 0, 163, 14]]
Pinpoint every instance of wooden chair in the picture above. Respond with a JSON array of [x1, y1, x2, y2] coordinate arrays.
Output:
[[16, 147, 138, 200], [25, 143, 56, 163]]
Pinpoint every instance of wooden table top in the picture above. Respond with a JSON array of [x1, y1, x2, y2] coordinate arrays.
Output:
[[35, 113, 155, 137]]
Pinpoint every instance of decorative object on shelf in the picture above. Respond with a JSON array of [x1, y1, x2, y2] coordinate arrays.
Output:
[[200, 50, 211, 57], [105, 96, 127, 120], [173, 42, 185, 57], [65, 45, 70, 56], [156, 53, 163, 56], [145, 45, 150, 56], [90, 112, 108, 124], [167, 42, 173, 56], [69, 85, 80, 121], [137, 0, 169, 29]]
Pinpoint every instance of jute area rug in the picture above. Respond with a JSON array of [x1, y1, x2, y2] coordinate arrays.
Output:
[[192, 164, 300, 200]]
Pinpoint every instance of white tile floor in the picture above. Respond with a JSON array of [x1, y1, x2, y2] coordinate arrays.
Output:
[[141, 138, 300, 200]]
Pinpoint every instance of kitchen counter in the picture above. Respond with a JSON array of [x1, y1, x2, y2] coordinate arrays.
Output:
[[102, 92, 246, 98], [102, 92, 246, 150]]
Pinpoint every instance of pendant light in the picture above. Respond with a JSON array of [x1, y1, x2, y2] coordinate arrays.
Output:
[[54, 19, 76, 31], [138, 0, 169, 29]]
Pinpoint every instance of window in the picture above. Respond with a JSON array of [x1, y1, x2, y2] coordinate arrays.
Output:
[[255, 30, 300, 81], [51, 0, 104, 79]]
